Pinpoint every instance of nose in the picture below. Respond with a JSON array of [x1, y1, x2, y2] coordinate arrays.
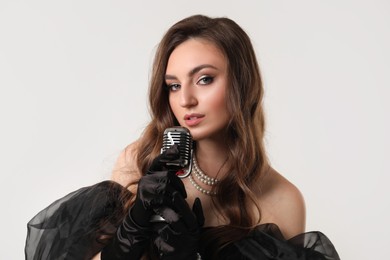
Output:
[[179, 85, 197, 107]]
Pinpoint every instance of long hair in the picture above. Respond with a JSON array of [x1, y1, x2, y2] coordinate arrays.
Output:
[[136, 14, 269, 254]]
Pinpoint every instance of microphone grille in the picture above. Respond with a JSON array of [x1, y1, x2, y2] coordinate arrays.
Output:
[[162, 127, 193, 175]]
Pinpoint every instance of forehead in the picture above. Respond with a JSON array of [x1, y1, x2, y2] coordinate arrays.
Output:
[[166, 38, 227, 74]]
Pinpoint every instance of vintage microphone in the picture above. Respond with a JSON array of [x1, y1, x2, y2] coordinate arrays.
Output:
[[161, 127, 193, 178], [150, 126, 193, 222]]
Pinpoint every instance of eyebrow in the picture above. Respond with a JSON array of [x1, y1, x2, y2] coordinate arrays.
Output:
[[165, 64, 218, 80]]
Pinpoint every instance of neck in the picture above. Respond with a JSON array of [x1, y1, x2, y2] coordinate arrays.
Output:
[[194, 139, 229, 179]]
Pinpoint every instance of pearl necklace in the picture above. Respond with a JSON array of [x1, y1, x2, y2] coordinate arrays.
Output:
[[189, 156, 219, 196]]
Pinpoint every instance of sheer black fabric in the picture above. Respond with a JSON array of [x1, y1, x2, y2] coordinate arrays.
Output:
[[200, 224, 340, 260], [25, 181, 340, 260], [25, 181, 130, 260]]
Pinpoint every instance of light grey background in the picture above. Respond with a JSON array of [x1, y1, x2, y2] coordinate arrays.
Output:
[[1, 1, 389, 259]]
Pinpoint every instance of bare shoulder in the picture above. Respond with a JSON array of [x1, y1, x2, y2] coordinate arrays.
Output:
[[258, 167, 306, 239], [111, 141, 142, 191]]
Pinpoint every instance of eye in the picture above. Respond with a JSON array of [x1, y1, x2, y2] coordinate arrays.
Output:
[[167, 83, 181, 92], [197, 76, 214, 85]]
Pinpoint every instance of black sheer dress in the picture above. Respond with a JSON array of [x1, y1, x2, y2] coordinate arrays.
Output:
[[25, 181, 340, 260]]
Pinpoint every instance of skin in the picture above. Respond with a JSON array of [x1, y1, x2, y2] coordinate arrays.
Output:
[[93, 38, 306, 260], [165, 38, 231, 144]]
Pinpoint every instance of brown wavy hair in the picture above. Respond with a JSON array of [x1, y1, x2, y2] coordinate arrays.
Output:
[[136, 14, 269, 255]]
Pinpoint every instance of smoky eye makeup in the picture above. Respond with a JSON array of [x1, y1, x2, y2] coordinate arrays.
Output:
[[197, 75, 214, 85], [169, 84, 181, 91], [164, 81, 181, 92]]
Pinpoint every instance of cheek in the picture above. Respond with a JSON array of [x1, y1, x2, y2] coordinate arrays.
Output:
[[168, 96, 180, 118], [207, 87, 229, 116], [213, 95, 226, 111]]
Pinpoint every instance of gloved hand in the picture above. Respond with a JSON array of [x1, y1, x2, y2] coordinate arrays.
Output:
[[152, 197, 205, 260], [132, 145, 187, 226], [101, 145, 187, 260]]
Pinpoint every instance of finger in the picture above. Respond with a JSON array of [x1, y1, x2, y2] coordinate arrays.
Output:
[[154, 223, 180, 243], [161, 144, 180, 161], [154, 236, 175, 254], [192, 198, 205, 227], [166, 171, 187, 198], [169, 191, 199, 231], [148, 145, 180, 172], [148, 154, 167, 172], [144, 168, 187, 199], [154, 222, 182, 247], [138, 171, 168, 196], [153, 191, 195, 231], [138, 171, 188, 212], [154, 206, 179, 223], [140, 171, 179, 196]]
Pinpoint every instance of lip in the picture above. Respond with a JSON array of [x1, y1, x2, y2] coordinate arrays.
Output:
[[184, 113, 205, 127]]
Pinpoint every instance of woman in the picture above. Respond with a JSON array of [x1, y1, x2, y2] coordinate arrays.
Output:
[[26, 15, 339, 260]]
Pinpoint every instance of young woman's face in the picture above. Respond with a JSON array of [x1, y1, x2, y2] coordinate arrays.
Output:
[[165, 38, 230, 141]]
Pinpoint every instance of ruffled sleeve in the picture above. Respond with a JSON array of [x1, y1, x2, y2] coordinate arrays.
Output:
[[25, 181, 131, 260], [224, 223, 340, 260]]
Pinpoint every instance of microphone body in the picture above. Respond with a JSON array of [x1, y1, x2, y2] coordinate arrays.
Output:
[[161, 127, 193, 178]]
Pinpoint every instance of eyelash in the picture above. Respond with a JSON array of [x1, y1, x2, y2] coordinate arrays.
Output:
[[166, 75, 214, 92], [167, 83, 181, 92], [197, 76, 214, 85]]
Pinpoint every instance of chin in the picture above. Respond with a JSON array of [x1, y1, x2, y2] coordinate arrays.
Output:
[[185, 128, 203, 141], [188, 131, 201, 141], [189, 129, 227, 143]]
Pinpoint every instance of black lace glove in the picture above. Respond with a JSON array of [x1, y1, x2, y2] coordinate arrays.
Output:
[[152, 196, 205, 260], [101, 146, 186, 260]]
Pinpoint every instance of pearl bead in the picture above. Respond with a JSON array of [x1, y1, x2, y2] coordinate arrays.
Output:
[[188, 156, 218, 196], [189, 174, 217, 196]]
